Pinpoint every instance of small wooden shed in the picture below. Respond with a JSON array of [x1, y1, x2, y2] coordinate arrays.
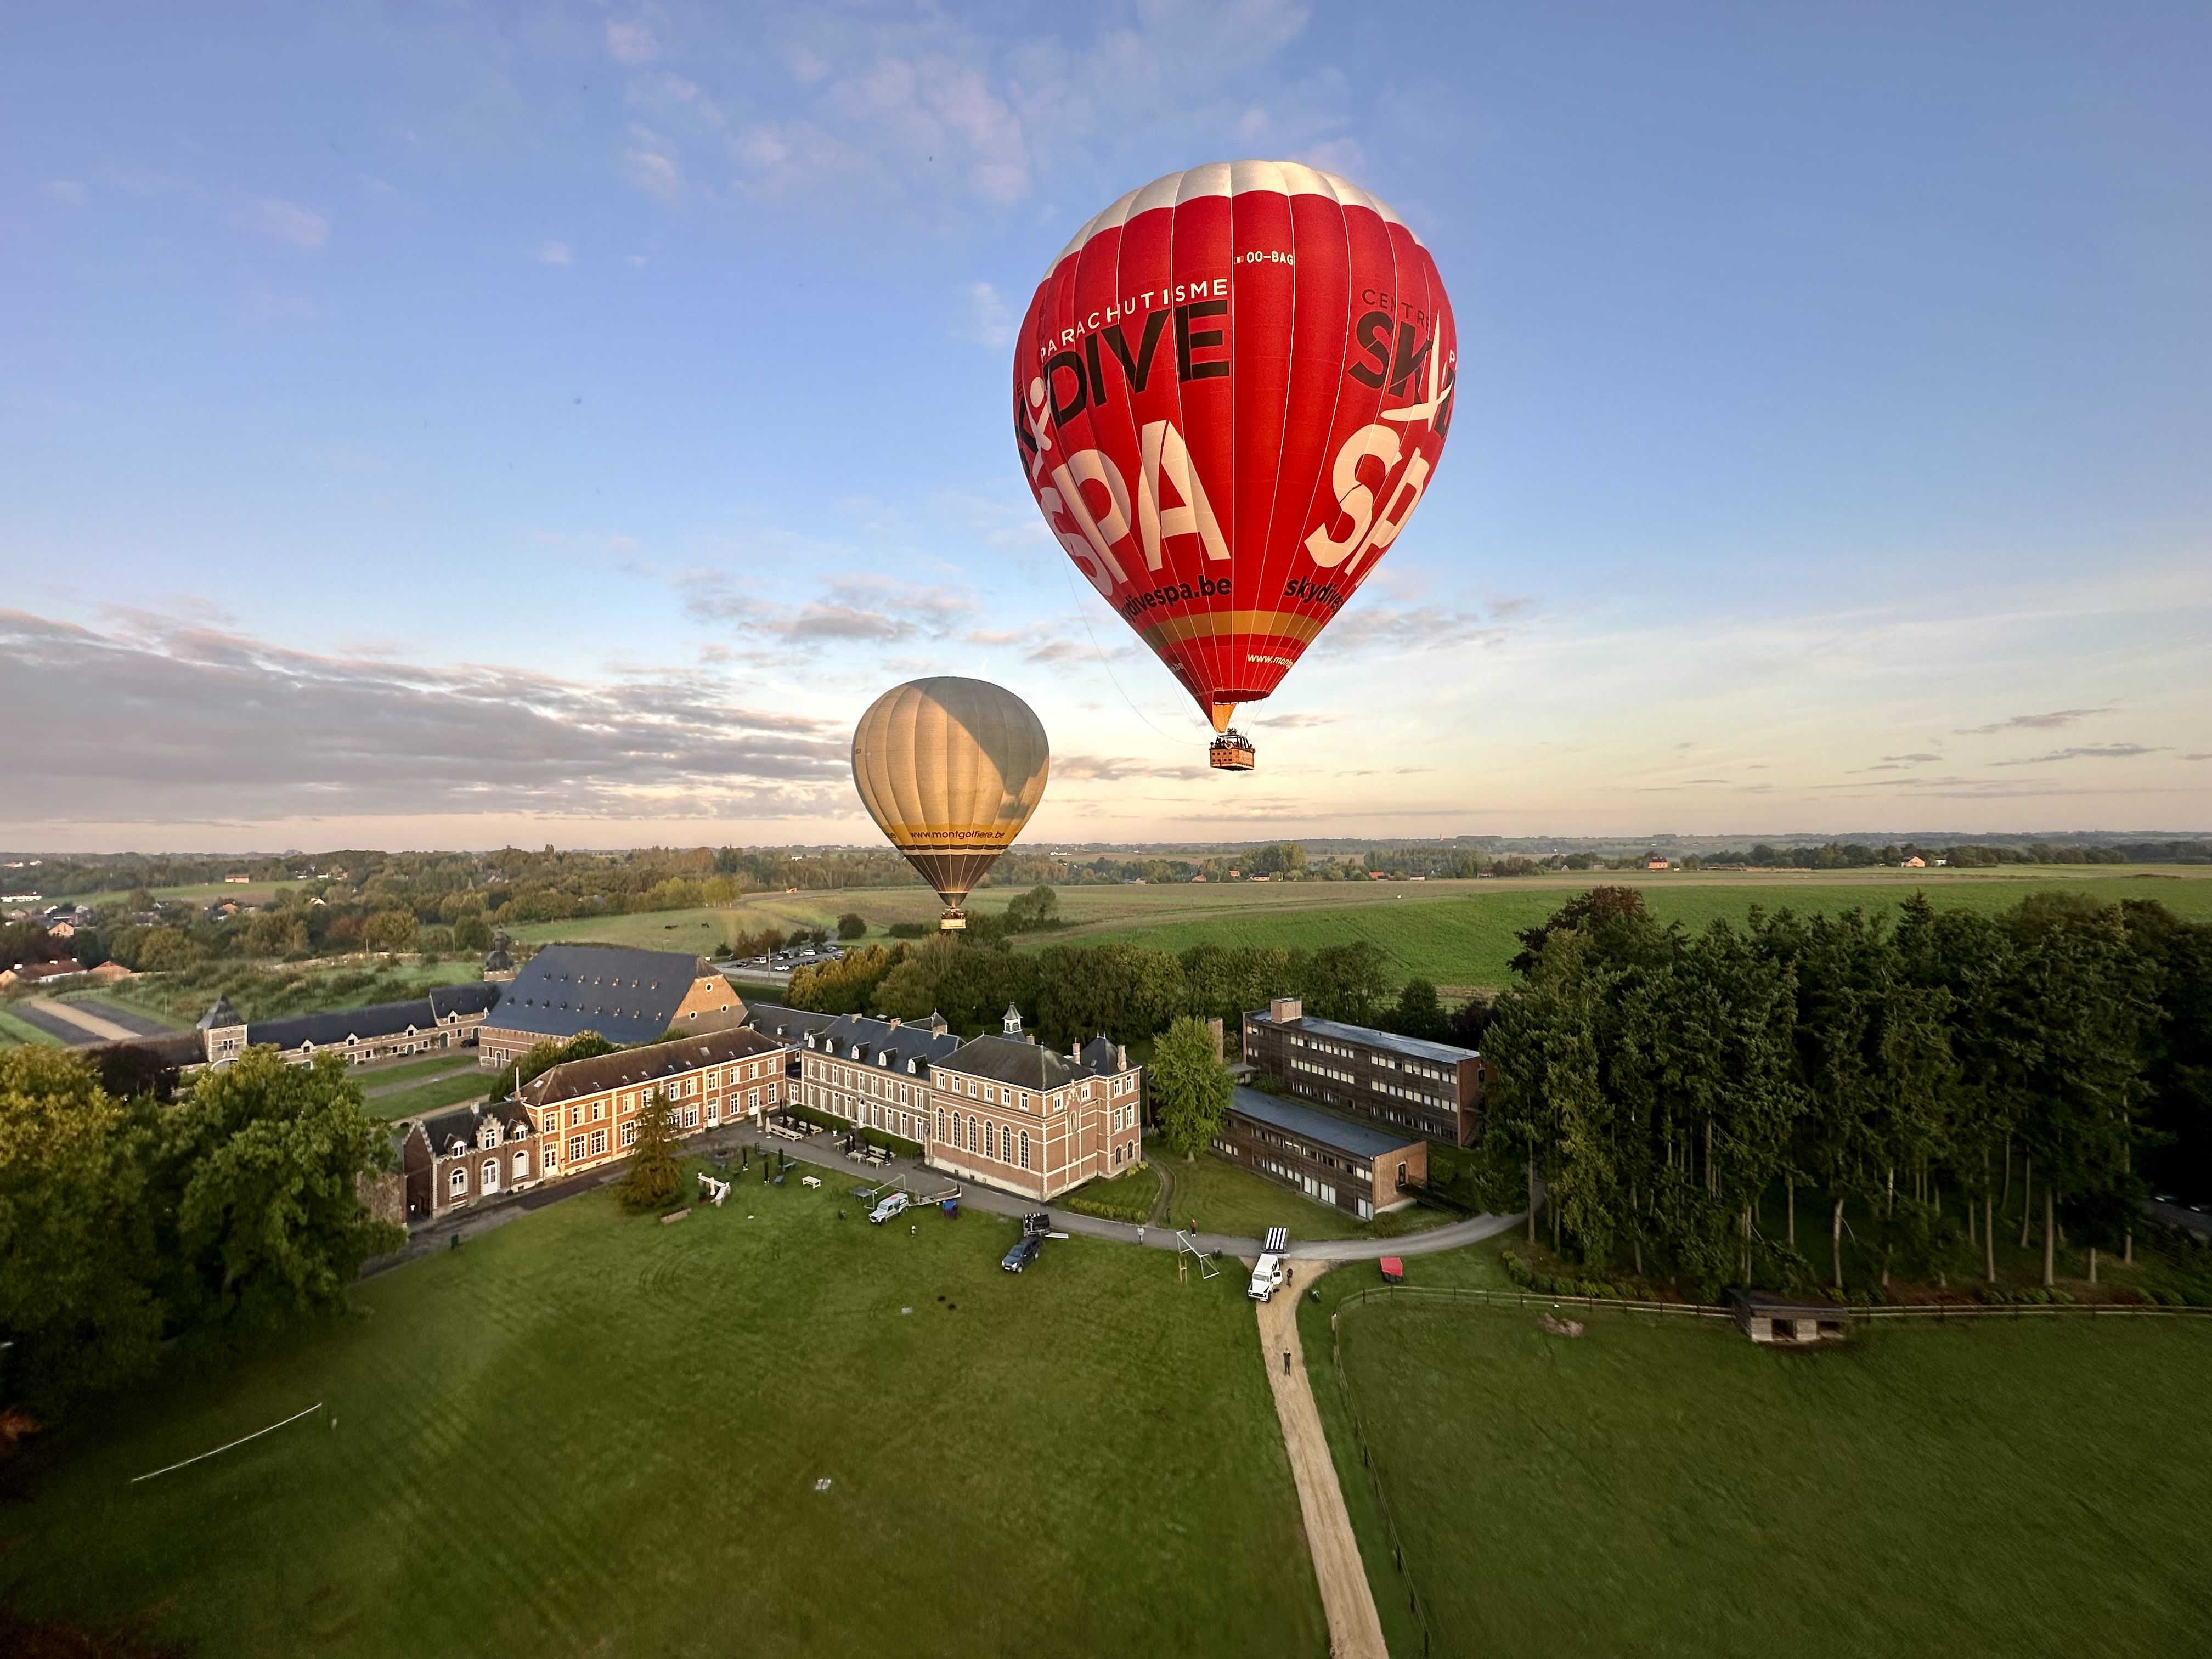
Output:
[[1729, 1291, 1847, 1346]]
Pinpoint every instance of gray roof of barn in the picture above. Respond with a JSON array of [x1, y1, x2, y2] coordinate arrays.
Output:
[[241, 981, 501, 1051], [1227, 1085, 1422, 1159], [481, 943, 704, 1045], [740, 1001, 839, 1042]]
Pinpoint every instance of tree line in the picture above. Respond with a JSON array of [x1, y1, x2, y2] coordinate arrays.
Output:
[[0, 1047, 402, 1420], [1477, 888, 2212, 1299], [783, 924, 1482, 1050]]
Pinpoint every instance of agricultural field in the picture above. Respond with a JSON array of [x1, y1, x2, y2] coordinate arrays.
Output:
[[517, 867, 2212, 994], [0, 1006, 64, 1048], [1300, 1260, 2212, 1658], [101, 958, 486, 1027], [3, 1172, 1323, 1659]]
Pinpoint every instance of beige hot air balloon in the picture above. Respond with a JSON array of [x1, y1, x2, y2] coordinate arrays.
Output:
[[851, 678, 1049, 930]]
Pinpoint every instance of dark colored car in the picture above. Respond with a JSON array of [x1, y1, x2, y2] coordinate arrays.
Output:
[[1001, 1234, 1041, 1273]]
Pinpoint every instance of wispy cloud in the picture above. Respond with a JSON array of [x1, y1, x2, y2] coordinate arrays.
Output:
[[605, 19, 658, 65], [1955, 707, 2114, 736], [622, 128, 684, 205], [229, 195, 330, 249], [680, 573, 974, 648], [536, 240, 572, 266], [1988, 743, 2165, 767], [1053, 754, 1198, 783], [955, 280, 1013, 348], [0, 610, 844, 827]]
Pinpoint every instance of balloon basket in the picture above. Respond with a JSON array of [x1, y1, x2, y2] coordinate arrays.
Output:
[[938, 911, 968, 931], [1208, 730, 1256, 771]]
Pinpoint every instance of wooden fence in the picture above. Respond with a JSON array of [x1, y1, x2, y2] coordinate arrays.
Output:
[[1331, 1282, 2212, 1326], [1321, 1279, 2209, 1656]]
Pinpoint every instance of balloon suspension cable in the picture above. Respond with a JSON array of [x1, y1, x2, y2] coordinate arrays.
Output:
[[1056, 558, 1182, 747]]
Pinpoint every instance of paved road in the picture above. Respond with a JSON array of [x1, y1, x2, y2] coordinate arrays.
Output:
[[1257, 1265, 1387, 1659], [393, 1114, 1520, 1262]]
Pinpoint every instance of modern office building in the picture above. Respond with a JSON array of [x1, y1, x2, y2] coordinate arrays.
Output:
[[1240, 996, 1484, 1146], [1211, 1085, 1427, 1221]]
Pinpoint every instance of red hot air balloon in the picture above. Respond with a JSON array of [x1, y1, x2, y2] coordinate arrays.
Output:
[[1013, 161, 1456, 771]]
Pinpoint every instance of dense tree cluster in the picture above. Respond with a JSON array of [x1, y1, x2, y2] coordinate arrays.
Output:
[[0, 1048, 403, 1417], [783, 933, 1464, 1048], [1479, 888, 2212, 1298]]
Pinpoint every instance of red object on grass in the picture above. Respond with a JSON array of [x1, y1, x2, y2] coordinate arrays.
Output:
[[1379, 1256, 1405, 1283]]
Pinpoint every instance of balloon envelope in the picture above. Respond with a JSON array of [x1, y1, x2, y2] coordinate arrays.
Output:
[[1012, 161, 1456, 757], [851, 678, 1049, 927]]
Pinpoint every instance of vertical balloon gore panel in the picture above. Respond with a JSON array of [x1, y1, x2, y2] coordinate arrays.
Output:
[[850, 679, 1049, 919], [1013, 160, 1456, 758]]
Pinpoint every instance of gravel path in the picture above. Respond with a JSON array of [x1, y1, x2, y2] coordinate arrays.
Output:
[[1257, 1265, 1387, 1659]]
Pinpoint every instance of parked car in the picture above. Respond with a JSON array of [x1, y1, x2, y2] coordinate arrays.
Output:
[[868, 1192, 910, 1225], [1001, 1234, 1041, 1272]]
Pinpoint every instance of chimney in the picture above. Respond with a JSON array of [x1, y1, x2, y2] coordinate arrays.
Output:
[[1269, 996, 1303, 1024], [887, 1017, 901, 1029], [1115, 1043, 1127, 1071]]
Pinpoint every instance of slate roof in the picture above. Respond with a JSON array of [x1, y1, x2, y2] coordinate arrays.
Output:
[[740, 1001, 838, 1044], [518, 1026, 787, 1110], [808, 1012, 964, 1076], [1244, 1008, 1480, 1066], [1228, 1086, 1420, 1160], [416, 1098, 537, 1158], [198, 996, 244, 1031], [237, 981, 503, 1052], [479, 944, 706, 1046], [938, 1032, 1128, 1091]]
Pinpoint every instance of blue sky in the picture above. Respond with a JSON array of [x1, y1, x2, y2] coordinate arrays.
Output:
[[4, 1, 2207, 851]]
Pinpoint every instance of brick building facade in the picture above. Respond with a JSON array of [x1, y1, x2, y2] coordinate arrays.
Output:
[[516, 1025, 788, 1183], [1240, 997, 1485, 1146], [1211, 1086, 1426, 1222]]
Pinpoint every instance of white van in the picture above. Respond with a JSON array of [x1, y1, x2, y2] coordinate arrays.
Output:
[[1248, 1227, 1290, 1301]]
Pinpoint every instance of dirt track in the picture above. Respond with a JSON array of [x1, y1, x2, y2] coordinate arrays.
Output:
[[1255, 1267, 1387, 1659]]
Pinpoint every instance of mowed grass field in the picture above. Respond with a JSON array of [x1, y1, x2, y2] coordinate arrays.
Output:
[[1301, 1265, 2212, 1659], [520, 868, 2212, 992], [4, 1173, 1325, 1659]]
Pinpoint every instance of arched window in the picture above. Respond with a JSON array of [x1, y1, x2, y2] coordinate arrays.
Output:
[[985, 1122, 996, 1161], [512, 1149, 528, 1179], [482, 1159, 499, 1193], [449, 1167, 467, 1196], [1019, 1130, 1030, 1169], [936, 1107, 945, 1142]]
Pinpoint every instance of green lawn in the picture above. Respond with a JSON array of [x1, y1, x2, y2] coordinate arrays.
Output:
[[515, 871, 2212, 994], [1301, 1269, 2212, 1658], [4, 1171, 1325, 1659], [354, 1052, 482, 1091], [1060, 1160, 1165, 1223], [1158, 1148, 1454, 1242], [362, 1070, 493, 1122]]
